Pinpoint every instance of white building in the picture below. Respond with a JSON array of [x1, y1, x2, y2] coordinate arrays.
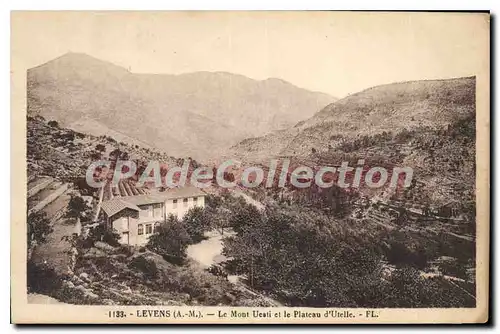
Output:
[[100, 186, 206, 246]]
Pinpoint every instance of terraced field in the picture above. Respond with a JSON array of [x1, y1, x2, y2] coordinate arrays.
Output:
[[27, 177, 69, 214], [28, 176, 80, 278]]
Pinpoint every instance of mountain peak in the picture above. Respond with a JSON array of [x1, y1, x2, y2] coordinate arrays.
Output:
[[27, 53, 336, 160], [57, 52, 113, 63], [31, 52, 129, 75], [61, 51, 92, 58]]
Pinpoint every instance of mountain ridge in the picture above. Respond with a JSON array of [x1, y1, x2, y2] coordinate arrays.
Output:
[[27, 52, 336, 160], [229, 76, 475, 162]]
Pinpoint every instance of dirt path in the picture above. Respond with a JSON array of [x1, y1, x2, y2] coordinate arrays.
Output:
[[186, 230, 283, 306], [186, 230, 229, 268]]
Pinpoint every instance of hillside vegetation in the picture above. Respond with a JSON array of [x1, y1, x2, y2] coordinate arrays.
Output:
[[219, 77, 477, 307], [230, 77, 475, 160], [27, 115, 179, 186]]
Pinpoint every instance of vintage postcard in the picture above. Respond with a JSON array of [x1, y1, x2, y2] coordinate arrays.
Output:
[[11, 11, 490, 324]]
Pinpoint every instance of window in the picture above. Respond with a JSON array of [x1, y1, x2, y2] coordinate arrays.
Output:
[[153, 203, 162, 217], [183, 198, 188, 207], [138, 224, 144, 235], [148, 205, 153, 217], [154, 222, 161, 233], [193, 197, 198, 206], [146, 224, 153, 234], [172, 199, 178, 209]]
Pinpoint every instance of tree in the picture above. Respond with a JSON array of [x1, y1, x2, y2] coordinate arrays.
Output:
[[211, 206, 231, 235], [229, 203, 261, 234], [67, 195, 92, 220], [182, 207, 212, 243], [27, 211, 53, 249], [73, 177, 95, 196], [147, 215, 191, 262], [222, 204, 386, 306], [205, 194, 223, 209]]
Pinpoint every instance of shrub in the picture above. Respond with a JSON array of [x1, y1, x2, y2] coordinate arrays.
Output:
[[128, 255, 159, 278], [27, 211, 53, 249], [220, 202, 476, 308], [438, 258, 468, 279], [162, 265, 230, 305], [118, 244, 134, 257], [95, 144, 106, 152], [385, 240, 429, 269], [27, 260, 63, 294], [87, 224, 121, 247], [48, 120, 59, 128], [384, 267, 475, 308]]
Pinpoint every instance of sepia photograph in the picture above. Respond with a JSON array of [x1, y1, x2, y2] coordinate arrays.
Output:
[[10, 10, 490, 324]]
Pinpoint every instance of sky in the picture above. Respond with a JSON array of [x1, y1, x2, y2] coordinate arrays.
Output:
[[12, 11, 489, 97]]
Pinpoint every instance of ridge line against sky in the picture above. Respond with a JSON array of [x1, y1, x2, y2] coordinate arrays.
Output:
[[12, 11, 489, 97], [28, 52, 337, 98]]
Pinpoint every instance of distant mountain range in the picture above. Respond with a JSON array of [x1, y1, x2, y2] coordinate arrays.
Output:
[[229, 76, 476, 162], [27, 53, 336, 160]]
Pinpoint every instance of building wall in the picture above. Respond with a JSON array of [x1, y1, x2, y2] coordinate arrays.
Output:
[[165, 195, 205, 219], [110, 214, 160, 246], [137, 203, 165, 220], [108, 208, 139, 245], [129, 218, 160, 246]]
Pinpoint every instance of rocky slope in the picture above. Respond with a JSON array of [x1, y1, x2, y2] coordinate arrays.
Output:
[[230, 77, 475, 162]]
